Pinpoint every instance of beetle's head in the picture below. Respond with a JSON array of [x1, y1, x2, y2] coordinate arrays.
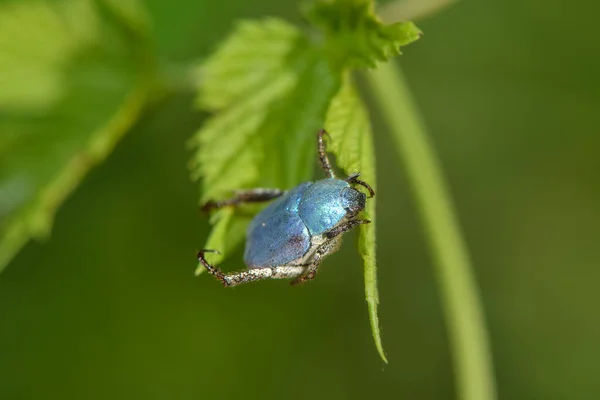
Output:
[[341, 187, 367, 215]]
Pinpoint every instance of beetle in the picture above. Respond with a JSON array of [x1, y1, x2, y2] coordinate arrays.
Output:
[[197, 129, 375, 286]]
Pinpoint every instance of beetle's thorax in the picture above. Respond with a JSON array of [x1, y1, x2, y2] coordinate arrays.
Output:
[[340, 186, 367, 216], [298, 178, 363, 235]]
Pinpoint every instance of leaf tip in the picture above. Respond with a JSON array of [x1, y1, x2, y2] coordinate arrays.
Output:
[[368, 299, 388, 363], [380, 350, 389, 364]]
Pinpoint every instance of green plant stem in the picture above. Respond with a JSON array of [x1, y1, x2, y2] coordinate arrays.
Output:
[[378, 0, 461, 22], [365, 62, 496, 400]]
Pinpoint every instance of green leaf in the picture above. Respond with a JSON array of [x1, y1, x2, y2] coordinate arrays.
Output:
[[325, 73, 386, 362], [0, 0, 154, 273], [197, 18, 304, 112], [190, 18, 340, 263], [305, 0, 421, 69]]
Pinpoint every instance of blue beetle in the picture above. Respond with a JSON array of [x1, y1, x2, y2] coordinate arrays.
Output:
[[198, 129, 374, 286]]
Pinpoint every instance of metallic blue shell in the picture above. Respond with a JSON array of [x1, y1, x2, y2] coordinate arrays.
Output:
[[248, 182, 312, 226], [298, 179, 349, 235], [244, 183, 312, 268], [243, 179, 350, 268], [243, 211, 310, 268]]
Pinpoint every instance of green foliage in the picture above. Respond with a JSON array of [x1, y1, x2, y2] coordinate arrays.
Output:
[[325, 74, 385, 362], [189, 18, 340, 266], [0, 0, 154, 272], [192, 0, 420, 360], [197, 18, 305, 112], [305, 0, 421, 68], [0, 0, 421, 362]]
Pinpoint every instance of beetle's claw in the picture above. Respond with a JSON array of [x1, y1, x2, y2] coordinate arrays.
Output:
[[200, 201, 218, 213], [346, 172, 361, 181], [197, 250, 228, 285], [318, 128, 332, 142], [346, 174, 375, 198], [197, 249, 221, 258]]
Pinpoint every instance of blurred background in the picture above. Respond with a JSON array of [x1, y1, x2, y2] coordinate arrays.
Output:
[[1, 0, 599, 399]]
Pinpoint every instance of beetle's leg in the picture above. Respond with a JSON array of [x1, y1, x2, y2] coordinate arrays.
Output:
[[345, 172, 375, 198], [317, 129, 335, 179], [290, 237, 342, 285], [290, 260, 322, 286], [201, 188, 284, 213], [326, 219, 371, 239], [291, 220, 369, 285], [197, 250, 304, 287]]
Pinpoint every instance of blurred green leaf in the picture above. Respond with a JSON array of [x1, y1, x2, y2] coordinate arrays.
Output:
[[101, 0, 150, 35], [0, 0, 154, 273], [325, 73, 385, 362], [190, 18, 339, 263], [0, 0, 96, 112], [306, 0, 421, 68]]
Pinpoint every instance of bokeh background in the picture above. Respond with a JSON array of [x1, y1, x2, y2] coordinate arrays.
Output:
[[1, 0, 599, 399]]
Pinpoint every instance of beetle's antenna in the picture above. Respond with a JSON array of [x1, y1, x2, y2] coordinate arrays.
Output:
[[317, 129, 335, 178], [346, 172, 375, 198]]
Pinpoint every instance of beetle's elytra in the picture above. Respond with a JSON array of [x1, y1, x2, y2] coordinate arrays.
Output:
[[198, 129, 374, 287]]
